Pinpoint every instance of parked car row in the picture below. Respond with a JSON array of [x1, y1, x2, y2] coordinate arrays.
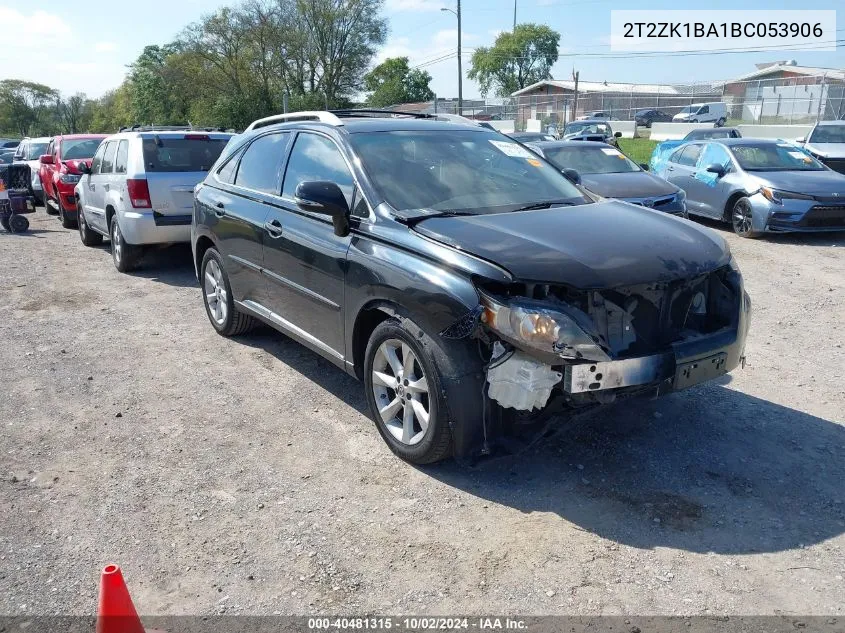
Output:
[[26, 109, 751, 465], [31, 110, 845, 465]]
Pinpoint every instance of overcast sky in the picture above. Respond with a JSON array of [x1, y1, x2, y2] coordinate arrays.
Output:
[[0, 0, 842, 100]]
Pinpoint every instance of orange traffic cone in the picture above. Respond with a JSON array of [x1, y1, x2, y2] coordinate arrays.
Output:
[[96, 564, 146, 633]]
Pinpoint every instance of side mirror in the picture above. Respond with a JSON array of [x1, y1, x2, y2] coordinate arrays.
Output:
[[561, 168, 581, 185], [639, 163, 649, 171], [39, 154, 54, 165], [78, 162, 91, 175], [705, 163, 726, 178], [796, 136, 807, 144], [295, 181, 350, 237], [614, 131, 622, 138]]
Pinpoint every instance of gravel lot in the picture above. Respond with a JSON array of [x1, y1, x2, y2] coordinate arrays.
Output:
[[1, 210, 844, 617]]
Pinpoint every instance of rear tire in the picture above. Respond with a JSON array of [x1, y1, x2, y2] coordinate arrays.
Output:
[[78, 204, 103, 247], [110, 217, 142, 272], [716, 117, 726, 127], [200, 248, 256, 337], [364, 319, 453, 464]]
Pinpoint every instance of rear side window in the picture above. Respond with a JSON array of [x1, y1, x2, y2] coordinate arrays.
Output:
[[100, 142, 117, 174], [215, 146, 245, 184], [142, 137, 229, 173], [282, 133, 355, 207], [114, 140, 129, 174], [677, 144, 702, 166], [235, 133, 290, 193]]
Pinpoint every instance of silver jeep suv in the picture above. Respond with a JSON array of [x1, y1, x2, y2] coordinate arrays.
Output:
[[76, 127, 232, 272]]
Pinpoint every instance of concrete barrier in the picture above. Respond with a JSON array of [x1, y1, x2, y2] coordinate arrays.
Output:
[[736, 124, 813, 141], [489, 120, 515, 133], [612, 120, 637, 139], [649, 122, 715, 141], [526, 119, 542, 133]]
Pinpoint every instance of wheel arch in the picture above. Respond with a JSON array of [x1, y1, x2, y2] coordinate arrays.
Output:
[[722, 190, 749, 223], [350, 300, 409, 381], [194, 234, 217, 280]]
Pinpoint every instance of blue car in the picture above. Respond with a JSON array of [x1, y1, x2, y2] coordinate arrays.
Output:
[[652, 138, 845, 237]]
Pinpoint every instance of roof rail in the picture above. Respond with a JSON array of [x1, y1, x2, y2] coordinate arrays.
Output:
[[117, 124, 194, 133], [244, 111, 344, 132], [330, 109, 431, 119]]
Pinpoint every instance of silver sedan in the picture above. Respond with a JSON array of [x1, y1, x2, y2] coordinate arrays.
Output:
[[653, 138, 845, 237]]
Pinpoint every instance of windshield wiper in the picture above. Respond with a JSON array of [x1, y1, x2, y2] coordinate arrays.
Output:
[[391, 208, 476, 225], [511, 200, 578, 212]]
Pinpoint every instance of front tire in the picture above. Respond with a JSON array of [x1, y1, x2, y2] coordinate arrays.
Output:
[[731, 197, 761, 238], [110, 217, 142, 272], [716, 117, 726, 127], [78, 204, 103, 246], [59, 202, 77, 229], [200, 248, 256, 336], [364, 319, 452, 464]]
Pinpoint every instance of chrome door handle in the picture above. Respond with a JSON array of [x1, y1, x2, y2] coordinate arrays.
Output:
[[264, 219, 283, 238]]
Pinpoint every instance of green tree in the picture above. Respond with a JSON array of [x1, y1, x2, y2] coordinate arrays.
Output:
[[364, 56, 434, 107], [0, 79, 60, 136], [468, 24, 560, 97]]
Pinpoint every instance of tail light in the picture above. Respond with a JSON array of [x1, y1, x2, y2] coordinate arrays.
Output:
[[126, 179, 152, 208], [184, 134, 210, 140]]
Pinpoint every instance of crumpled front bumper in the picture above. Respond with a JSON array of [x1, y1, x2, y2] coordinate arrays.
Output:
[[563, 289, 751, 395]]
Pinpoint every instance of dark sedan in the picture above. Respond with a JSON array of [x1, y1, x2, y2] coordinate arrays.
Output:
[[561, 120, 621, 146], [527, 140, 687, 216], [634, 109, 673, 128], [507, 131, 556, 143]]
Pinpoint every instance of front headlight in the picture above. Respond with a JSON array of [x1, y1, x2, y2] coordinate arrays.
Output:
[[479, 294, 610, 362], [60, 174, 80, 184], [759, 186, 814, 205]]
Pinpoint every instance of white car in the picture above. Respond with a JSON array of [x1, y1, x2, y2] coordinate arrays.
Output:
[[12, 136, 51, 205], [76, 127, 233, 272], [672, 102, 727, 126], [800, 120, 845, 175]]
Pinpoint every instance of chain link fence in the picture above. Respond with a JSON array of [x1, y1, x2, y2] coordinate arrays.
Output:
[[410, 73, 845, 131]]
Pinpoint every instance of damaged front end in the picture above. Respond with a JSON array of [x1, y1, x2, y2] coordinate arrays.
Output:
[[464, 258, 751, 450]]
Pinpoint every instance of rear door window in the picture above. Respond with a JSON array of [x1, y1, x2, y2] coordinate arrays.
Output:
[[234, 133, 290, 193], [142, 136, 229, 173], [114, 140, 129, 174]]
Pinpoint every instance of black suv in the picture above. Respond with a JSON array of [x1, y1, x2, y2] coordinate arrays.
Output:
[[192, 110, 751, 464]]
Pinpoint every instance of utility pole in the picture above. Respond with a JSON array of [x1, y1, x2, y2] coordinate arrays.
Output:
[[572, 71, 580, 120], [513, 0, 516, 30], [457, 0, 463, 115], [441, 4, 463, 115]]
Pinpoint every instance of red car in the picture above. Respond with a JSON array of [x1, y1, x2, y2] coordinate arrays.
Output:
[[40, 134, 106, 228]]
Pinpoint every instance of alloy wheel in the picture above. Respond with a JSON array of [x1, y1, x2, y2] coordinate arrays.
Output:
[[732, 199, 753, 235], [204, 259, 228, 326], [371, 339, 430, 445], [111, 221, 123, 264], [78, 207, 87, 240]]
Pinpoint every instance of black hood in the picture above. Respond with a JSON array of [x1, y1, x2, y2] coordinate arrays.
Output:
[[581, 171, 679, 199], [413, 201, 730, 289]]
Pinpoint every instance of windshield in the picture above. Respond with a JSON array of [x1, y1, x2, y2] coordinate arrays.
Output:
[[731, 143, 825, 172], [685, 129, 739, 140], [349, 130, 589, 213], [142, 137, 229, 172], [565, 122, 611, 136], [63, 138, 103, 160], [809, 124, 845, 144], [25, 142, 49, 160], [542, 145, 639, 174], [678, 105, 696, 114]]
